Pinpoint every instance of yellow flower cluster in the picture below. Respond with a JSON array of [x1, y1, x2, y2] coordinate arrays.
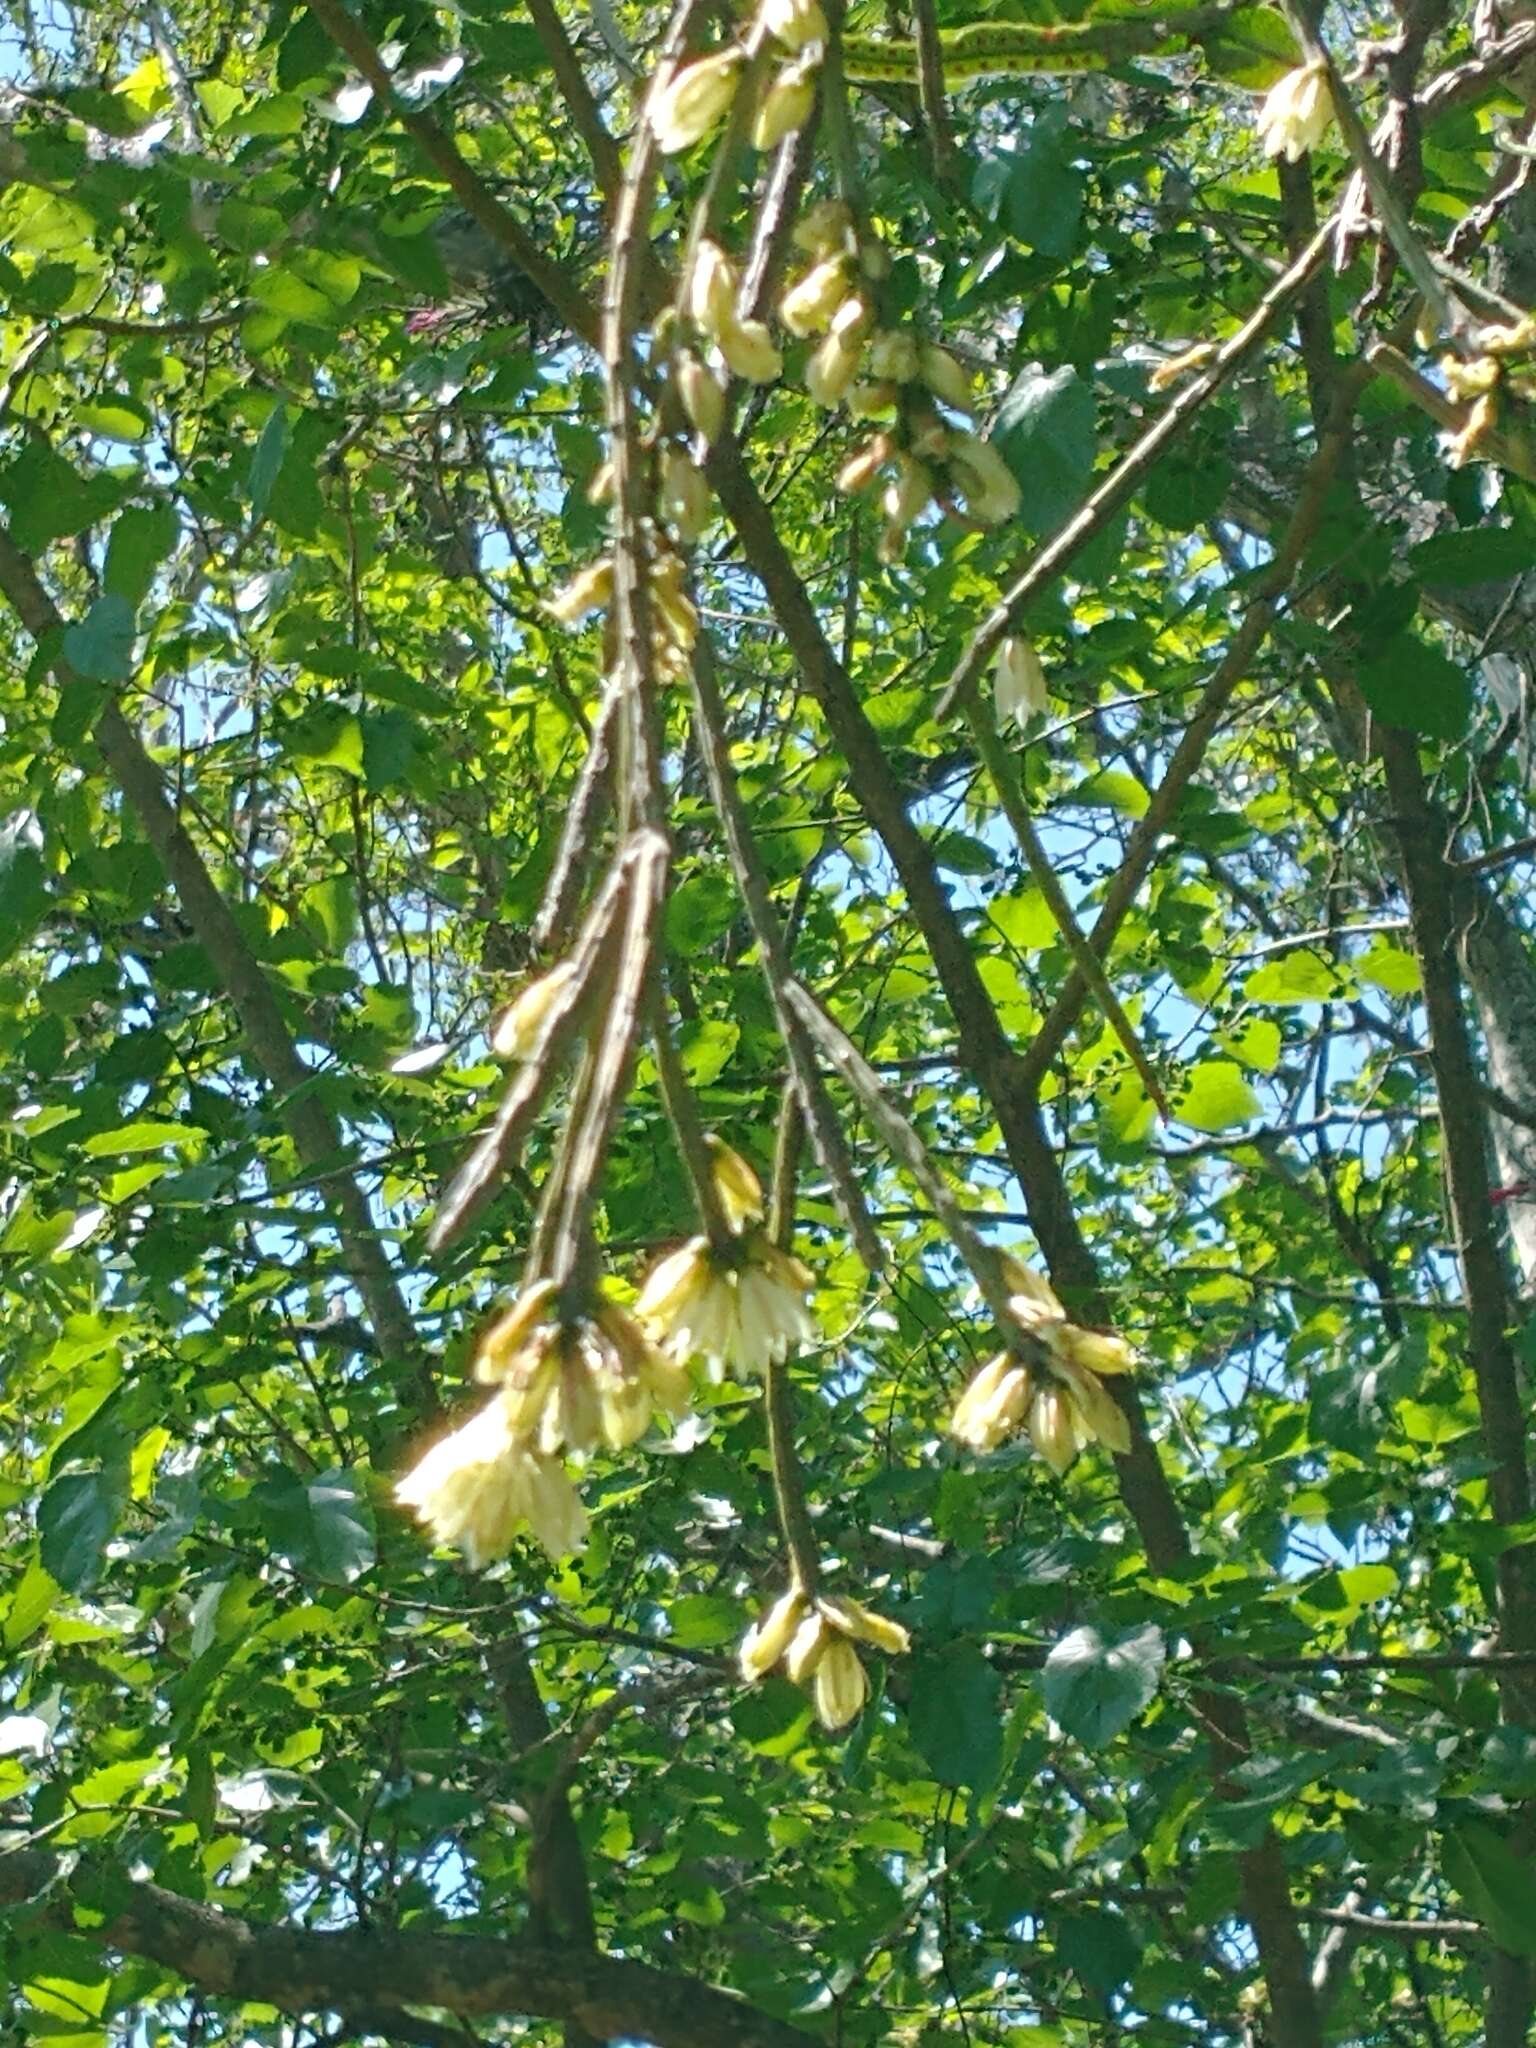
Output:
[[950, 1257, 1135, 1472], [396, 1283, 691, 1567], [739, 1584, 909, 1729], [775, 203, 1020, 559], [543, 542, 699, 682], [634, 1143, 818, 1379]]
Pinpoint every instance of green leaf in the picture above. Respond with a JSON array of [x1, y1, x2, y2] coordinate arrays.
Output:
[[990, 888, 1059, 953], [680, 1017, 739, 1087], [1356, 938, 1419, 996], [1409, 526, 1534, 585], [37, 1471, 118, 1593], [1175, 1061, 1260, 1132], [250, 267, 334, 324], [81, 1119, 201, 1157], [256, 1468, 376, 1582], [907, 1647, 1002, 1787], [993, 364, 1096, 534], [0, 821, 48, 964], [1445, 1823, 1536, 1956], [1041, 1623, 1165, 1746], [668, 1594, 742, 1648], [973, 106, 1085, 262], [665, 871, 737, 956], [3, 1561, 59, 1649], [63, 593, 135, 682], [104, 503, 179, 609], [1205, 5, 1303, 85], [1243, 949, 1352, 1005], [1056, 1908, 1142, 1994], [1357, 634, 1471, 741], [248, 403, 290, 519], [1063, 769, 1149, 816]]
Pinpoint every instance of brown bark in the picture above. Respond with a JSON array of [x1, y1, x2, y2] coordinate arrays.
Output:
[[0, 1853, 816, 2048]]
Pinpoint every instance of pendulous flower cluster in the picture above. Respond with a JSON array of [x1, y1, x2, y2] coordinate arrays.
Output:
[[950, 1257, 1136, 1472], [773, 203, 1021, 558], [396, 1281, 693, 1567], [739, 1584, 909, 1729], [635, 1143, 818, 1378]]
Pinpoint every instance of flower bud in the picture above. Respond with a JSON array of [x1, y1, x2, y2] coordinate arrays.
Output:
[[718, 316, 783, 385], [813, 1638, 868, 1729], [1028, 1384, 1080, 1474], [652, 49, 744, 155], [907, 409, 950, 461], [1255, 60, 1333, 163], [784, 1609, 830, 1683], [474, 1278, 560, 1384], [753, 60, 817, 150], [544, 559, 613, 624], [817, 1593, 910, 1656], [652, 551, 700, 655], [660, 447, 712, 545], [598, 1373, 653, 1450], [805, 330, 863, 408], [491, 960, 579, 1061], [759, 0, 829, 53], [740, 1585, 807, 1680], [1063, 1361, 1131, 1457], [779, 256, 849, 338], [868, 330, 919, 383], [993, 634, 1047, 726], [919, 342, 975, 413], [792, 197, 855, 255], [881, 454, 931, 535], [951, 1354, 1031, 1451], [1060, 1326, 1136, 1376], [676, 352, 728, 443], [707, 1136, 764, 1229], [688, 240, 740, 340], [846, 380, 898, 418], [947, 433, 1021, 524]]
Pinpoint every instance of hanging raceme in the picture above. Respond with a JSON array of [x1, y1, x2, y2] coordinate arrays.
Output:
[[395, 1396, 589, 1566], [740, 1586, 911, 1729], [950, 1257, 1137, 1470]]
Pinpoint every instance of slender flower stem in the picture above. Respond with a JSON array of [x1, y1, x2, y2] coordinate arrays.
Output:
[[764, 1351, 821, 1594]]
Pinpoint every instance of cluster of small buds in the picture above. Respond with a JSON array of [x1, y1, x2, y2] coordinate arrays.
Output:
[[635, 1140, 818, 1378], [1254, 60, 1334, 162], [650, 0, 828, 158], [395, 1280, 697, 1567], [950, 1256, 1136, 1472], [993, 634, 1048, 726], [776, 203, 1021, 557], [739, 1584, 910, 1729]]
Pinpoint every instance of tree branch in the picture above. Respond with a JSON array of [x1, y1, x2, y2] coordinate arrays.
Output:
[[0, 1853, 817, 2048]]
